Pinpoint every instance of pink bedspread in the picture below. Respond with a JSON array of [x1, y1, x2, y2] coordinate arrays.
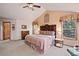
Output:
[[25, 35, 55, 54]]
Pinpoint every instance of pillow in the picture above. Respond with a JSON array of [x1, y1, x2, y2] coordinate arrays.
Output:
[[40, 31, 55, 36], [76, 48, 79, 52], [51, 31, 55, 36]]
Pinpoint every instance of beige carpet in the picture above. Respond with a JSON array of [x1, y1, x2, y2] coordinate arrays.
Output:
[[0, 40, 70, 56]]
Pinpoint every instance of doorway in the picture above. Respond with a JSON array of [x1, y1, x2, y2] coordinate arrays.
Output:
[[3, 22, 11, 40]]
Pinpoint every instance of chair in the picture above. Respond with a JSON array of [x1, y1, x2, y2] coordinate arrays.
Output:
[[67, 47, 79, 56]]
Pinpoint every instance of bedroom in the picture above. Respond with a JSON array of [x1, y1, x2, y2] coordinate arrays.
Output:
[[0, 3, 79, 56]]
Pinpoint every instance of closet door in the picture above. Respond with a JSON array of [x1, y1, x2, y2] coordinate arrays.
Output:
[[3, 22, 11, 40]]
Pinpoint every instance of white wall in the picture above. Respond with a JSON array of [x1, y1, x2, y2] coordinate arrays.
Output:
[[0, 3, 46, 40], [14, 18, 33, 40]]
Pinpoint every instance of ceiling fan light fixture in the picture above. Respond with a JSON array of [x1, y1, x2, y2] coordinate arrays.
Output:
[[29, 4, 33, 8], [22, 3, 41, 11]]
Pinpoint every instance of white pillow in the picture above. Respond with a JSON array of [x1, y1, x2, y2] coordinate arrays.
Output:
[[51, 31, 55, 36]]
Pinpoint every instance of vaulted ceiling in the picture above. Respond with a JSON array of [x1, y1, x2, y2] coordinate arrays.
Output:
[[0, 3, 79, 21], [0, 3, 45, 21], [40, 3, 79, 12]]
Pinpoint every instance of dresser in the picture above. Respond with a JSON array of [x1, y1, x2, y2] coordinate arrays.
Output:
[[21, 31, 29, 40]]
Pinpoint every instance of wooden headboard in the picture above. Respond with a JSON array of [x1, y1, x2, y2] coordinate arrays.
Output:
[[40, 24, 56, 37]]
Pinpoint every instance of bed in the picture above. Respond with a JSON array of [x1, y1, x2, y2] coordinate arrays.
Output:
[[25, 24, 56, 54]]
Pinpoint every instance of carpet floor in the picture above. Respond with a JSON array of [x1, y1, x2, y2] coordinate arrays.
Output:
[[0, 40, 70, 56]]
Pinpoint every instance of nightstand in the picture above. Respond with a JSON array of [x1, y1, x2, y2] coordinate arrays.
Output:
[[55, 39, 63, 48]]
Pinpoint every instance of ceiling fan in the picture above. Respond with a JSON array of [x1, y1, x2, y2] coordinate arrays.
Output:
[[22, 3, 41, 11]]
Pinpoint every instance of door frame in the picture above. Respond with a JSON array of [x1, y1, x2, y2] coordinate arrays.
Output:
[[3, 21, 11, 40]]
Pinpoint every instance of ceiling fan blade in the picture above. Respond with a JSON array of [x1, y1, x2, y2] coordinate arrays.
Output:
[[27, 3, 33, 5], [33, 5, 41, 8], [23, 6, 28, 8]]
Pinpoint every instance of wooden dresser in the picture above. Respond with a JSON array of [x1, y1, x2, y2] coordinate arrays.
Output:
[[21, 31, 29, 40]]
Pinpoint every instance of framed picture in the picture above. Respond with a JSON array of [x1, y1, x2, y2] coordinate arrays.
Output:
[[21, 25, 27, 29]]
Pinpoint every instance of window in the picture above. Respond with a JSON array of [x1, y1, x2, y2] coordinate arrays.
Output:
[[63, 18, 76, 39], [44, 13, 49, 23]]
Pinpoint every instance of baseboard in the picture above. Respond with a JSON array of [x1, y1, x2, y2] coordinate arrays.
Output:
[[63, 44, 74, 47]]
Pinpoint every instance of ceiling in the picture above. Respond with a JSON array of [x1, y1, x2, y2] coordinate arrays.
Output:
[[40, 3, 79, 12], [0, 3, 79, 12], [0, 3, 79, 21], [0, 3, 45, 21]]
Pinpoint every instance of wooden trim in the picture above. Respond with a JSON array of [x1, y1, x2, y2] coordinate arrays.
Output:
[[3, 21, 11, 40]]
